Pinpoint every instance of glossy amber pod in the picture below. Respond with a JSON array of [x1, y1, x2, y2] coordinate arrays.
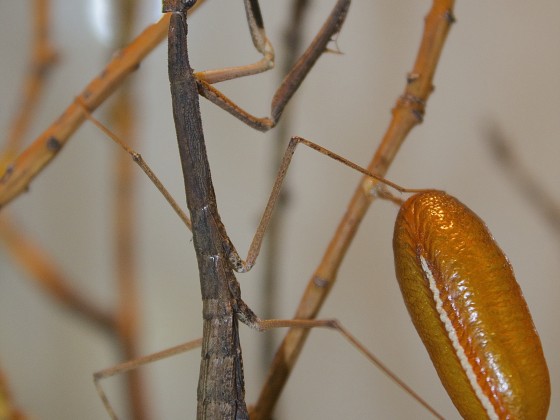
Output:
[[393, 191, 550, 419]]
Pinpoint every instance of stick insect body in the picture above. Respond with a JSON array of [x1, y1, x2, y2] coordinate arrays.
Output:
[[168, 9, 255, 418]]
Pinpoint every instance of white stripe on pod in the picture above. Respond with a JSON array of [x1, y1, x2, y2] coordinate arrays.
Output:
[[419, 255, 499, 420]]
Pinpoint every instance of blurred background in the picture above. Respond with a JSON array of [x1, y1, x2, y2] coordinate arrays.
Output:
[[0, 1, 558, 419]]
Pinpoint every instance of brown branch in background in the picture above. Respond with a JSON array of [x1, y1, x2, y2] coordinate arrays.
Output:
[[485, 124, 560, 236], [0, 216, 114, 333], [111, 91, 148, 420], [260, 0, 311, 370], [251, 1, 456, 417], [107, 1, 148, 419], [0, 368, 26, 420], [2, 0, 58, 161]]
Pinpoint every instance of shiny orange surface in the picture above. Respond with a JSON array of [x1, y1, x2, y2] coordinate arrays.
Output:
[[393, 191, 550, 419]]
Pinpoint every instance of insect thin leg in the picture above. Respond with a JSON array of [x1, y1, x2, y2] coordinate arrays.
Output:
[[196, 0, 351, 131], [229, 136, 431, 273], [249, 317, 444, 419], [195, 0, 274, 85], [94, 338, 203, 420], [76, 99, 192, 231]]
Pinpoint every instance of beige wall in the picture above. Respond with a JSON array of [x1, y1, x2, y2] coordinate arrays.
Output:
[[0, 1, 558, 419]]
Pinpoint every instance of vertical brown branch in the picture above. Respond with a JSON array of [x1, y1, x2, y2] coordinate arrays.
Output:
[[111, 87, 148, 420], [3, 0, 57, 159], [251, 1, 456, 417], [107, 1, 148, 419], [261, 0, 311, 370]]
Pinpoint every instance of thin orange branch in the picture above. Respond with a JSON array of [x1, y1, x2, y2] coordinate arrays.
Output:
[[251, 1, 456, 417], [261, 0, 312, 367], [107, 1, 148, 418], [3, 0, 58, 159], [110, 88, 149, 420], [0, 215, 114, 332]]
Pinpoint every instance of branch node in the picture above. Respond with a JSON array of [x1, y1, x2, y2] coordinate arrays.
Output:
[[407, 72, 420, 84], [444, 10, 457, 24], [313, 275, 330, 288], [46, 136, 62, 151]]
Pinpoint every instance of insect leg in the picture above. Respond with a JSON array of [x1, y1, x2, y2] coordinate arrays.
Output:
[[194, 0, 274, 85], [226, 135, 432, 273], [94, 338, 203, 420], [76, 101, 192, 231], [195, 0, 351, 131], [238, 315, 444, 419]]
